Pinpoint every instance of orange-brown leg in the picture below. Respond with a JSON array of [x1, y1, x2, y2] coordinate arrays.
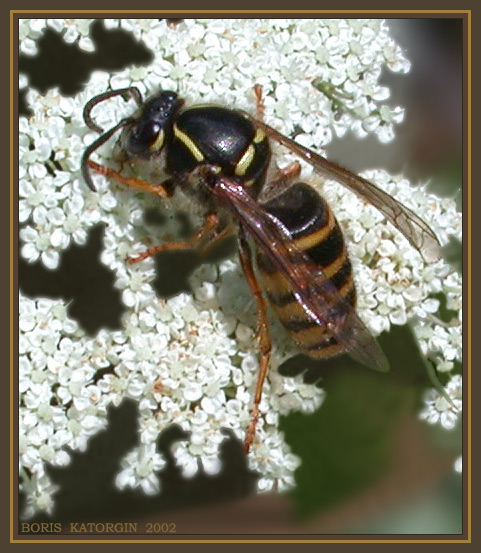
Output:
[[127, 213, 221, 264], [269, 161, 301, 187], [88, 160, 231, 264], [88, 160, 172, 199], [259, 161, 302, 204], [253, 85, 302, 201], [254, 84, 265, 121], [197, 224, 236, 257], [238, 231, 272, 453]]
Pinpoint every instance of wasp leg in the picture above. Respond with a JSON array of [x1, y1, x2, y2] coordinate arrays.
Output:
[[258, 161, 302, 204], [253, 84, 302, 202], [270, 161, 301, 185], [253, 84, 301, 185], [127, 213, 221, 264], [87, 160, 172, 199], [253, 84, 265, 121], [197, 224, 236, 258], [238, 229, 272, 453]]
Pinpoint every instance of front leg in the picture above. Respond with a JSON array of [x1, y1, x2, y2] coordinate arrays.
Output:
[[87, 160, 173, 199]]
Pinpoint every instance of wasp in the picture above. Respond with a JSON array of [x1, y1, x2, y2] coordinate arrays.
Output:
[[81, 85, 441, 452]]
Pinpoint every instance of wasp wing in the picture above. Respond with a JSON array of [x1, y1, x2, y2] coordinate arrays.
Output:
[[246, 116, 441, 263], [213, 177, 389, 372]]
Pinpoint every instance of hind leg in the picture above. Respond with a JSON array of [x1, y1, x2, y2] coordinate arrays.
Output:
[[237, 230, 272, 453]]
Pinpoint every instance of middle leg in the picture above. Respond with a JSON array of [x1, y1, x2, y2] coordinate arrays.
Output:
[[127, 213, 222, 264]]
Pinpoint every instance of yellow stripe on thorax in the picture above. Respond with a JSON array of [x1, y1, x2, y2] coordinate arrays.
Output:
[[148, 129, 165, 153], [235, 144, 255, 176], [253, 128, 266, 143], [173, 124, 205, 162]]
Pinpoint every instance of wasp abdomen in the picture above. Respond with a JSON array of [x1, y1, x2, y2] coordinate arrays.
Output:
[[257, 183, 356, 359]]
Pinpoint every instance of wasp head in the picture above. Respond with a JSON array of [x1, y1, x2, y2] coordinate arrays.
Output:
[[81, 88, 185, 191], [120, 91, 184, 160]]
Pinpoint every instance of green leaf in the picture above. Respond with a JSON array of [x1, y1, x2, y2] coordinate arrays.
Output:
[[280, 325, 430, 519]]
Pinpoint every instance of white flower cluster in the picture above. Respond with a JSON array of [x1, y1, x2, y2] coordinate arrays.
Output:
[[19, 269, 322, 514], [19, 297, 107, 517], [321, 168, 463, 435], [18, 18, 462, 515], [19, 19, 95, 56]]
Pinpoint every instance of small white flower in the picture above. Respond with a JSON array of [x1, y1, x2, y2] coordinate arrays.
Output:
[[454, 456, 462, 474], [20, 470, 59, 519], [419, 375, 462, 430], [116, 444, 166, 494]]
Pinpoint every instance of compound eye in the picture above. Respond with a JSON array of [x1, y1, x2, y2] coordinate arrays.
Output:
[[127, 122, 164, 156]]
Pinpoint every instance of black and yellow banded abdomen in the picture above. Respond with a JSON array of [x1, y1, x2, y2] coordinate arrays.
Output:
[[257, 182, 356, 360]]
